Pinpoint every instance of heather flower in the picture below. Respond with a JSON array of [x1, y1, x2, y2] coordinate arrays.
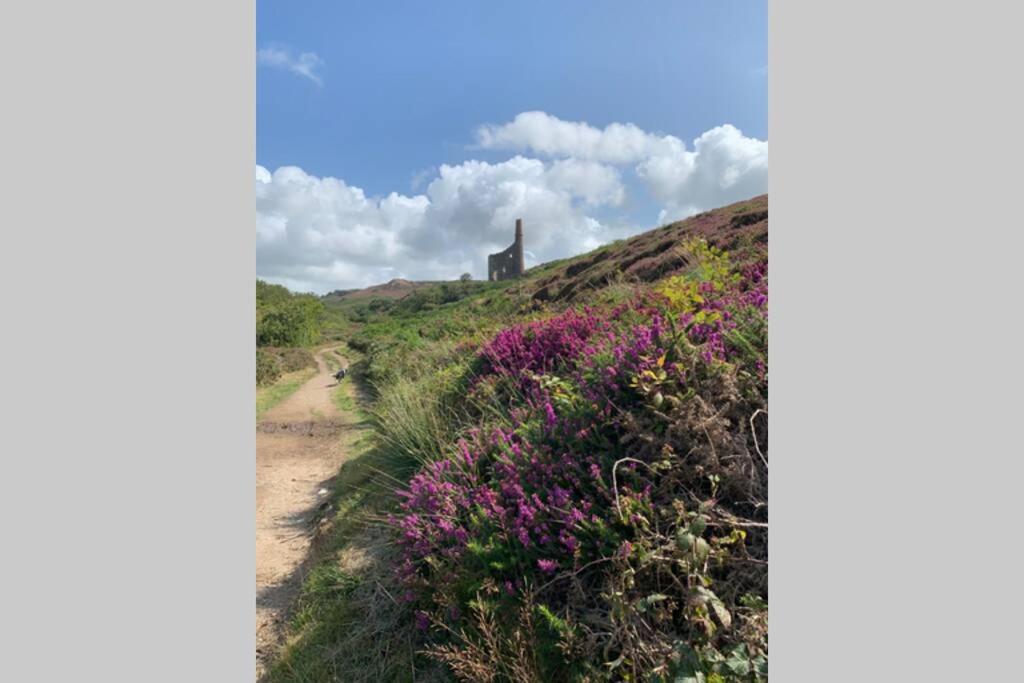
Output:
[[414, 611, 430, 631], [544, 402, 558, 428], [537, 558, 559, 573], [389, 244, 767, 634]]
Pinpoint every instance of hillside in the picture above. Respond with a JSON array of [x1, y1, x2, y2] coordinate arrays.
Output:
[[324, 278, 439, 303], [517, 194, 767, 304], [270, 195, 769, 682], [326, 195, 765, 315]]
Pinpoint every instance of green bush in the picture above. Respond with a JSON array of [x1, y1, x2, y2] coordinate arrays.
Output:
[[256, 280, 326, 347], [256, 348, 281, 386], [275, 347, 317, 373], [375, 243, 768, 680], [256, 347, 317, 388]]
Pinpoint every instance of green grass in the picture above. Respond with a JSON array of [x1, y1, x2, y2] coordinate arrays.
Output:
[[260, 344, 355, 419], [321, 345, 349, 373], [327, 346, 358, 412], [256, 367, 316, 420], [265, 362, 438, 683], [332, 387, 355, 412]]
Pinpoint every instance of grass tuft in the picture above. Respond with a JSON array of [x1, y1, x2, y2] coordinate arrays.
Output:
[[257, 367, 317, 419]]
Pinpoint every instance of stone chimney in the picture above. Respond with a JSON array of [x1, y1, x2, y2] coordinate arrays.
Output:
[[514, 218, 524, 275]]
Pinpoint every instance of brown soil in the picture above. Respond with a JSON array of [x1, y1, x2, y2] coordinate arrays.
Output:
[[256, 348, 351, 679]]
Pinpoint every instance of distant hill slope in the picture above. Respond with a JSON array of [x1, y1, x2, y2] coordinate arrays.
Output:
[[323, 194, 767, 308], [324, 278, 440, 302], [514, 194, 767, 304]]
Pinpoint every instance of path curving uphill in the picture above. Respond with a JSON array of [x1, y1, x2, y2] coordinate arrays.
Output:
[[256, 348, 350, 679]]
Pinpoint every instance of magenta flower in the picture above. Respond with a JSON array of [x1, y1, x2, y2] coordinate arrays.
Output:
[[388, 247, 767, 622], [537, 558, 559, 573], [414, 611, 430, 631]]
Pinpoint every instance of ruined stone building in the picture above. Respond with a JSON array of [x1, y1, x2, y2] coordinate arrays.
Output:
[[487, 219, 525, 281]]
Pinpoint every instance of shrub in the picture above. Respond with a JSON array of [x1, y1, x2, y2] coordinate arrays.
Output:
[[256, 349, 281, 386], [256, 280, 326, 347], [274, 347, 317, 373], [387, 243, 768, 680]]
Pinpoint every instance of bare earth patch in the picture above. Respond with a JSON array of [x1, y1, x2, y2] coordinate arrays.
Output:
[[256, 348, 351, 680]]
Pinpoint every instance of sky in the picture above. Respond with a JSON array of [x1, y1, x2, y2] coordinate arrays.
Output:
[[257, 1, 767, 294]]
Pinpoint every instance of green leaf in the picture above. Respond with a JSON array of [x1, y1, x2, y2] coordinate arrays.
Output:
[[753, 655, 768, 676], [674, 673, 705, 683], [725, 645, 751, 676], [694, 587, 731, 629], [637, 593, 669, 612], [739, 593, 767, 610], [694, 537, 710, 562], [671, 642, 706, 683]]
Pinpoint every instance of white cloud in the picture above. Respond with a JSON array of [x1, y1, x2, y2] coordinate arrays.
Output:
[[410, 166, 437, 191], [637, 124, 768, 222], [476, 111, 673, 164], [257, 44, 324, 86], [477, 112, 767, 223], [547, 159, 625, 207], [256, 158, 626, 293], [258, 112, 767, 293]]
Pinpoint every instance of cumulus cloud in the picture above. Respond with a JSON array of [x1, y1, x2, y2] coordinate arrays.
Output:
[[476, 111, 767, 223], [637, 125, 768, 222], [258, 112, 767, 293], [257, 44, 325, 86], [476, 111, 671, 164], [256, 158, 626, 293], [547, 159, 626, 207]]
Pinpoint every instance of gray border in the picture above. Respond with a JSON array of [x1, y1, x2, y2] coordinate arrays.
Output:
[[3, 1, 1022, 680], [772, 1, 1022, 680], [2, 1, 254, 679]]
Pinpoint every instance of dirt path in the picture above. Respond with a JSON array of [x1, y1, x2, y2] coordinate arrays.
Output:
[[256, 348, 349, 679]]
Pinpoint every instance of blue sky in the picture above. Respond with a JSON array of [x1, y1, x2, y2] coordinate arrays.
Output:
[[257, 0, 767, 293]]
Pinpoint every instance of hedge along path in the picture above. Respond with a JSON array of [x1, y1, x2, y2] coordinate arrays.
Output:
[[256, 346, 351, 680]]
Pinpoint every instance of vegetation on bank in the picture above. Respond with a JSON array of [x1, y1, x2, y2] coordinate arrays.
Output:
[[257, 280, 326, 348], [257, 346, 318, 387], [256, 280, 323, 389], [267, 196, 769, 682]]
